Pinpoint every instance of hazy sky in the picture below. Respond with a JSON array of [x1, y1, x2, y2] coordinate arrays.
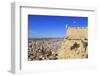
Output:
[[28, 15, 88, 38]]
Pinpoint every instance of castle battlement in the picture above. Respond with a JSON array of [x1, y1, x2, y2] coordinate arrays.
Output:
[[65, 27, 88, 39]]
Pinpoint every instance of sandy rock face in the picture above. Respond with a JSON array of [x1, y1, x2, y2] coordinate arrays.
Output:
[[58, 27, 88, 59]]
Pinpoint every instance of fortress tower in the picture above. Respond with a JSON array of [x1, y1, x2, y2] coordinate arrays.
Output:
[[65, 27, 88, 39], [58, 26, 88, 59]]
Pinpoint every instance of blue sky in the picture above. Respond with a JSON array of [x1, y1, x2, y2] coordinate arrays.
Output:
[[28, 15, 88, 38]]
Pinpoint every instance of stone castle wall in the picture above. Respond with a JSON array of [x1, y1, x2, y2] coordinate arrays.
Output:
[[58, 27, 88, 59], [66, 27, 88, 39]]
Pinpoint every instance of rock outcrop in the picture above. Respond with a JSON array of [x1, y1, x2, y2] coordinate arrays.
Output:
[[58, 27, 88, 59]]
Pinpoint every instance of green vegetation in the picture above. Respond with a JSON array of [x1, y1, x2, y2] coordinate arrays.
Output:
[[81, 40, 88, 52], [70, 42, 80, 51], [85, 54, 88, 58]]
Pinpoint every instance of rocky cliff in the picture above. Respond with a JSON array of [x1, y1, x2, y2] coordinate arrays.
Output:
[[58, 27, 88, 59]]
